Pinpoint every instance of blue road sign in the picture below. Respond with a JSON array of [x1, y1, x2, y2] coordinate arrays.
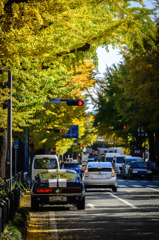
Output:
[[63, 125, 78, 139]]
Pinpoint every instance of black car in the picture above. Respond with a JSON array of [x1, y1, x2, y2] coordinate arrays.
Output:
[[128, 161, 153, 180], [31, 169, 85, 211]]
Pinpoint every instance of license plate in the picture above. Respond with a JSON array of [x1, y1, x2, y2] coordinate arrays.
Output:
[[93, 175, 105, 179], [50, 196, 62, 201], [140, 175, 145, 177]]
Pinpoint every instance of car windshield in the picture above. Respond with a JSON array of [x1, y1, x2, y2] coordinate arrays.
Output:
[[34, 159, 58, 169], [38, 172, 75, 181], [63, 163, 80, 168], [116, 157, 124, 163], [132, 162, 147, 168], [106, 157, 113, 162]]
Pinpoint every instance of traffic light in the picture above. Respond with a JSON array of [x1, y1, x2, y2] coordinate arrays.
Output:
[[67, 99, 84, 106], [54, 129, 63, 133], [123, 125, 126, 129], [77, 143, 83, 146]]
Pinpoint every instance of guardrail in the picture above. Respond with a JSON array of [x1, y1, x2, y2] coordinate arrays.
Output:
[[0, 171, 25, 237]]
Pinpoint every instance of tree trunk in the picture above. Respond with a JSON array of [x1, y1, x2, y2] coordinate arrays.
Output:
[[0, 128, 7, 178]]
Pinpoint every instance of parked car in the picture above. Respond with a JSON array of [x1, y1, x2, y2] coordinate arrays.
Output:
[[128, 161, 153, 180], [122, 156, 143, 179], [83, 162, 117, 192], [147, 161, 158, 174], [61, 161, 83, 178], [31, 155, 60, 183], [31, 169, 85, 211]]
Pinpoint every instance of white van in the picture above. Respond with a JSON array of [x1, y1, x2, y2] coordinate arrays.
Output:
[[113, 155, 131, 175], [104, 153, 121, 167], [31, 155, 60, 182]]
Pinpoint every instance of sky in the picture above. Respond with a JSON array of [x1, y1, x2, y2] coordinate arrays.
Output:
[[96, 0, 157, 74], [87, 0, 157, 112]]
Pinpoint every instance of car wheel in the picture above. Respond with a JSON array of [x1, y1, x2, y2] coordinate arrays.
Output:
[[112, 186, 117, 192], [77, 196, 85, 210], [31, 196, 39, 211]]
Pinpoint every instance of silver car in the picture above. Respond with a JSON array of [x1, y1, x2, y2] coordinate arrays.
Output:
[[83, 162, 117, 192]]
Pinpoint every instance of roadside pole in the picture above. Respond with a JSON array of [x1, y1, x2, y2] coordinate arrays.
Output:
[[7, 71, 12, 189]]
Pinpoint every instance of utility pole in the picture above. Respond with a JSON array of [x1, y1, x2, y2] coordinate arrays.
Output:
[[7, 71, 12, 189]]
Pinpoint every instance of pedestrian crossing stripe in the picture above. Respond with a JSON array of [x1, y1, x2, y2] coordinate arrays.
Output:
[[117, 185, 127, 188], [147, 185, 159, 188], [117, 185, 159, 188]]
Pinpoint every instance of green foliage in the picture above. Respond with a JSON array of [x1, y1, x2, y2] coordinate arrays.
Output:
[[1, 225, 22, 240], [1, 207, 29, 240]]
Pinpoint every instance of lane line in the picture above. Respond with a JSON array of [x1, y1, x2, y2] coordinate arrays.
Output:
[[49, 212, 58, 240], [107, 192, 137, 208], [146, 187, 159, 192]]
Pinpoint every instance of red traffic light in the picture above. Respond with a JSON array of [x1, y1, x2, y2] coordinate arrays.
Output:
[[79, 143, 83, 146], [123, 125, 126, 129], [67, 99, 84, 106], [54, 129, 63, 133]]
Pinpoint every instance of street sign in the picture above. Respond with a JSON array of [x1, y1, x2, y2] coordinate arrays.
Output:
[[63, 125, 78, 139], [29, 143, 34, 149], [14, 139, 19, 148]]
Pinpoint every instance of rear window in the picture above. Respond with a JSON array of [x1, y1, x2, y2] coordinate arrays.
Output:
[[106, 157, 113, 162], [88, 159, 95, 162], [116, 157, 124, 163], [63, 164, 80, 168], [38, 172, 75, 181], [88, 168, 112, 172], [132, 162, 147, 168], [34, 159, 58, 169], [126, 159, 142, 165]]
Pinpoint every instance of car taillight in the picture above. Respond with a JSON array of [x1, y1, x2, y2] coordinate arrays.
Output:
[[82, 162, 83, 165], [36, 189, 53, 193], [85, 169, 89, 177], [62, 188, 82, 193], [112, 169, 115, 177]]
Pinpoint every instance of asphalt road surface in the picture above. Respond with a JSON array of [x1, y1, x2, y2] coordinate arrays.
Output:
[[25, 178, 159, 240]]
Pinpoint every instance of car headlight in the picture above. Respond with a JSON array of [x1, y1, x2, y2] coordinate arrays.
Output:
[[147, 171, 152, 174], [132, 170, 138, 173]]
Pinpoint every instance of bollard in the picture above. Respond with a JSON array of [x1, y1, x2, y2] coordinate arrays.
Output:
[[15, 184, 20, 207], [3, 196, 10, 224], [0, 201, 7, 232], [7, 191, 14, 220], [12, 188, 18, 212], [1, 200, 7, 227], [0, 207, 2, 237]]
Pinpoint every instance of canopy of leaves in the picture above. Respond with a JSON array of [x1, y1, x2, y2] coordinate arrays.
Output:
[[0, 0, 157, 150]]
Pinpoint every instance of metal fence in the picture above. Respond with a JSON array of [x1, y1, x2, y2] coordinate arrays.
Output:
[[0, 171, 25, 237]]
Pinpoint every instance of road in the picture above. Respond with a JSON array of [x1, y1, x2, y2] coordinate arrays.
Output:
[[25, 177, 159, 240]]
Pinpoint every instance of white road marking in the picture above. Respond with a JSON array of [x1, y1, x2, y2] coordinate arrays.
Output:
[[146, 187, 159, 192], [49, 212, 58, 240], [86, 203, 96, 208], [131, 185, 142, 188], [107, 192, 137, 208], [147, 185, 159, 188], [117, 185, 127, 188]]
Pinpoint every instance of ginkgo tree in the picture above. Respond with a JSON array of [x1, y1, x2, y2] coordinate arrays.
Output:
[[0, 0, 157, 177]]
